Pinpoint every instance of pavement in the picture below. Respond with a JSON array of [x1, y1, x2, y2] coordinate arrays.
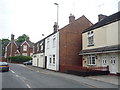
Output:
[[25, 65, 120, 88]]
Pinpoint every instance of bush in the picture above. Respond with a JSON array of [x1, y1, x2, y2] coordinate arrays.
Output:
[[6, 55, 32, 63]]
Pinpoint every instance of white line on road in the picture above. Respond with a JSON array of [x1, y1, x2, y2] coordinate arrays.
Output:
[[10, 69, 32, 88], [10, 69, 16, 74], [26, 83, 31, 88]]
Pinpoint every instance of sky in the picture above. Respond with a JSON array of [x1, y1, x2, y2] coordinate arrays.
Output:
[[0, 0, 119, 42]]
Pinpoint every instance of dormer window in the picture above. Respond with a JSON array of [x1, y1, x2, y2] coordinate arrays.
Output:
[[37, 43, 39, 52], [23, 45, 27, 51], [88, 31, 94, 46]]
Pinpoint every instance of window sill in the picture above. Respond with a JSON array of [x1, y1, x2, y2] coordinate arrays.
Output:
[[88, 44, 94, 47]]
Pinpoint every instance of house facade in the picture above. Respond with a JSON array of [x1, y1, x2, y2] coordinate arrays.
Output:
[[59, 14, 93, 72], [5, 34, 33, 58], [32, 39, 46, 68], [80, 11, 120, 75], [45, 32, 59, 71]]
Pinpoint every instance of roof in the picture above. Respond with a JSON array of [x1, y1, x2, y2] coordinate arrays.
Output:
[[82, 11, 120, 33], [79, 45, 120, 55]]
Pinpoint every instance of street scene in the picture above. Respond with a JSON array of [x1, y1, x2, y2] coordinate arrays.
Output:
[[0, 0, 120, 89], [2, 63, 119, 88]]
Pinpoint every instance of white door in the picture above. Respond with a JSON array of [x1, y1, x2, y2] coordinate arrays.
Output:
[[102, 56, 107, 71], [110, 56, 116, 74], [102, 56, 107, 67]]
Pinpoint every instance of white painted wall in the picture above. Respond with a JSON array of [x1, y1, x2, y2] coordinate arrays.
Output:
[[45, 32, 59, 71], [32, 53, 45, 68]]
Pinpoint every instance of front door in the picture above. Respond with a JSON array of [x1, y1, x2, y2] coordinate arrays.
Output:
[[102, 56, 107, 67], [110, 56, 116, 74], [102, 56, 107, 71]]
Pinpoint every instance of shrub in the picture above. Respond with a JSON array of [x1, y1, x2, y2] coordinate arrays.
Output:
[[6, 55, 32, 63]]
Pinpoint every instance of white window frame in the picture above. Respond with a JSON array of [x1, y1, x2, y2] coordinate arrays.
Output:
[[53, 37, 56, 48], [23, 45, 27, 51], [47, 39, 49, 49], [53, 54, 55, 64], [87, 55, 96, 65], [37, 43, 39, 52], [88, 31, 94, 46]]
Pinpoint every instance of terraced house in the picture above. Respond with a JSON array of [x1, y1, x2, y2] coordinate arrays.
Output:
[[80, 11, 120, 75]]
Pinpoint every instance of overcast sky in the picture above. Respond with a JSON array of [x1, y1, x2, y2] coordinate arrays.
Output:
[[0, 0, 119, 42]]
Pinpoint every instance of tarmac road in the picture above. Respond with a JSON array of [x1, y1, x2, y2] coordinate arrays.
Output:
[[2, 63, 92, 88]]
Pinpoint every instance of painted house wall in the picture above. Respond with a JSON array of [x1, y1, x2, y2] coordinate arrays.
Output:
[[83, 53, 119, 73], [82, 21, 119, 50], [45, 32, 59, 71], [32, 53, 45, 68], [32, 39, 45, 68], [82, 19, 119, 74]]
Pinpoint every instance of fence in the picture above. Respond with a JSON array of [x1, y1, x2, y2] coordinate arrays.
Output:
[[60, 64, 109, 72]]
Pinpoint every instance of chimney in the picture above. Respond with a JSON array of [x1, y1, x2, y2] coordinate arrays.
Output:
[[11, 34, 14, 41], [53, 22, 58, 33], [69, 14, 75, 24], [98, 14, 107, 21]]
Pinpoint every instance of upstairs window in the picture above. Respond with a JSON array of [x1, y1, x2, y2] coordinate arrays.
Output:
[[88, 31, 94, 46], [47, 38, 49, 49], [23, 45, 27, 51], [53, 38, 56, 47], [37, 43, 39, 52]]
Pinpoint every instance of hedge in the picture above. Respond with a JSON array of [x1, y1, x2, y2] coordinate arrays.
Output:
[[6, 55, 32, 63]]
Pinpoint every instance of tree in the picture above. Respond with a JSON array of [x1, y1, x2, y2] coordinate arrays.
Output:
[[2, 39, 10, 57], [16, 34, 29, 43]]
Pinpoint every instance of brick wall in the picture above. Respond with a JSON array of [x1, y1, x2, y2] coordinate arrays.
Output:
[[59, 16, 93, 71]]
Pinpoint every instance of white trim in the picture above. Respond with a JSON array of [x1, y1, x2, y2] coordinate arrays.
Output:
[[21, 41, 30, 47], [6, 41, 18, 49]]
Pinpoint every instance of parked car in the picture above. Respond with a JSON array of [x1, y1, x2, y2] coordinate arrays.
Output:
[[0, 62, 9, 72], [23, 60, 32, 65]]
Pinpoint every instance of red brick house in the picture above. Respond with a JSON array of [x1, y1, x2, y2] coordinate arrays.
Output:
[[59, 14, 93, 72], [5, 34, 34, 58]]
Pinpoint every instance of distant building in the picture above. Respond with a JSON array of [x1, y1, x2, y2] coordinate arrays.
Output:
[[80, 11, 120, 75], [32, 39, 46, 68], [5, 34, 34, 58]]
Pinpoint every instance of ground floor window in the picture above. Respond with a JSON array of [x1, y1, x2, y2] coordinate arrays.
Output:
[[87, 55, 96, 65]]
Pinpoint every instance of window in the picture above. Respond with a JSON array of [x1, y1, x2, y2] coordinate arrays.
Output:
[[53, 55, 55, 64], [33, 46, 35, 53], [87, 55, 96, 65], [50, 57, 52, 63], [22, 53, 27, 56], [53, 38, 56, 47], [47, 39, 49, 49], [88, 31, 94, 46], [23, 45, 27, 51], [41, 45, 43, 51], [37, 43, 39, 52]]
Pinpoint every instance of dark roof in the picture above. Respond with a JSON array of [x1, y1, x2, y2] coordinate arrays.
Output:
[[79, 45, 120, 55], [82, 11, 120, 33]]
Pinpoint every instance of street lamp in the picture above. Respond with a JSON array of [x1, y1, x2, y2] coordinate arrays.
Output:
[[54, 3, 59, 31]]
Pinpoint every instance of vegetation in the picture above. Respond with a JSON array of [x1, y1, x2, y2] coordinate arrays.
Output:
[[1, 39, 10, 56], [15, 34, 29, 43], [6, 55, 32, 63], [1, 34, 29, 57]]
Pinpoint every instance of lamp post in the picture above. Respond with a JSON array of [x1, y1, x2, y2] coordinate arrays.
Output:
[[54, 3, 59, 31], [54, 3, 59, 71]]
